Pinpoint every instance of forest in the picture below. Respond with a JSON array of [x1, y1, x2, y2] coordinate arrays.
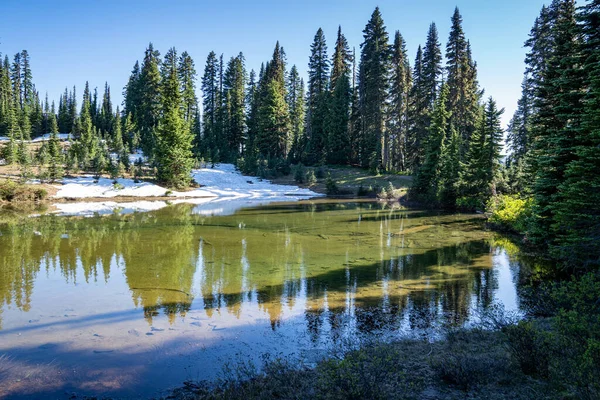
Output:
[[0, 0, 599, 397]]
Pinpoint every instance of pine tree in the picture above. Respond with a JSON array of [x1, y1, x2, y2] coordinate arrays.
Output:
[[201, 51, 219, 157], [48, 101, 59, 134], [422, 23, 442, 109], [413, 83, 450, 199], [286, 66, 305, 162], [408, 46, 428, 170], [459, 98, 503, 206], [305, 28, 330, 165], [11, 53, 22, 109], [438, 125, 461, 207], [20, 50, 33, 107], [552, 0, 600, 268], [124, 61, 141, 122], [178, 51, 200, 149], [256, 42, 290, 159], [100, 82, 114, 137], [327, 26, 353, 165], [138, 43, 161, 157], [47, 130, 64, 182], [58, 88, 70, 133], [358, 7, 390, 170], [223, 53, 247, 159], [507, 76, 533, 163], [68, 86, 77, 132], [388, 30, 412, 171], [155, 47, 194, 188], [529, 0, 584, 245], [445, 9, 481, 154]]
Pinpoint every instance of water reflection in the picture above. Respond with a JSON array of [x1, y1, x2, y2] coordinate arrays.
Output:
[[0, 201, 528, 397], [0, 202, 523, 332]]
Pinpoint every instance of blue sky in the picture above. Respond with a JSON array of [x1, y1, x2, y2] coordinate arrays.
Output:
[[1, 0, 548, 127]]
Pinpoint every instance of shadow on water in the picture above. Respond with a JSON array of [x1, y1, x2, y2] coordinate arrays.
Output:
[[0, 201, 531, 398]]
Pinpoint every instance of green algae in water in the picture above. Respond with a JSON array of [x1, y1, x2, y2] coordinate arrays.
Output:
[[0, 200, 525, 398]]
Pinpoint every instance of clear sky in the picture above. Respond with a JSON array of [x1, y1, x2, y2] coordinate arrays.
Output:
[[1, 0, 548, 128]]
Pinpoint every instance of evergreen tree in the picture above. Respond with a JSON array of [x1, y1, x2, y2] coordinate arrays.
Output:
[[422, 23, 442, 109], [178, 51, 200, 148], [327, 26, 353, 165], [358, 7, 390, 170], [58, 88, 70, 133], [223, 53, 247, 159], [20, 50, 33, 107], [123, 61, 141, 122], [11, 53, 22, 109], [529, 0, 584, 245], [47, 130, 64, 182], [408, 46, 428, 170], [256, 42, 289, 159], [155, 47, 194, 188], [68, 86, 77, 132], [201, 51, 219, 157], [413, 83, 450, 199], [445, 9, 481, 153], [507, 76, 533, 163], [438, 125, 461, 207], [100, 82, 114, 137], [137, 43, 161, 156], [305, 28, 330, 165], [552, 0, 600, 268], [286, 66, 305, 162], [388, 30, 412, 171]]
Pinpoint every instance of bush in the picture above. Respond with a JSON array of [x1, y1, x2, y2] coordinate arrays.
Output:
[[0, 180, 47, 202], [305, 169, 317, 185], [294, 164, 305, 183], [315, 166, 326, 179], [504, 321, 552, 377], [325, 174, 339, 195], [456, 196, 483, 211], [486, 194, 534, 233]]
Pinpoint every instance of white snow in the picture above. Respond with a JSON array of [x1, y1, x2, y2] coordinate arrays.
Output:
[[0, 133, 71, 142], [52, 163, 321, 216], [54, 163, 318, 200]]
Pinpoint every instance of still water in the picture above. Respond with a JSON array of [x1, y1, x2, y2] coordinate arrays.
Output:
[[0, 200, 523, 399]]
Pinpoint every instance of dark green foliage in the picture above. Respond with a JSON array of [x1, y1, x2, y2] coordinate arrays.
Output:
[[304, 28, 330, 165], [326, 27, 352, 165], [155, 47, 194, 188], [137, 43, 162, 157], [387, 31, 411, 172], [412, 83, 450, 202], [357, 8, 390, 169], [286, 66, 305, 162]]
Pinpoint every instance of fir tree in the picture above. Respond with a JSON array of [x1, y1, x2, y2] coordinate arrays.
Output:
[[327, 26, 353, 165], [358, 7, 390, 170], [201, 51, 219, 157], [552, 0, 600, 268], [286, 67, 305, 162], [223, 53, 247, 159], [137, 43, 161, 157], [155, 47, 194, 188], [413, 83, 450, 199], [388, 30, 412, 171], [305, 28, 330, 165]]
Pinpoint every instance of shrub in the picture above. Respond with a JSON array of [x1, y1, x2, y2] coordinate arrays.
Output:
[[456, 196, 483, 211], [305, 169, 317, 185], [294, 164, 305, 183], [486, 194, 534, 233], [504, 321, 552, 377], [315, 166, 326, 179], [325, 174, 339, 195]]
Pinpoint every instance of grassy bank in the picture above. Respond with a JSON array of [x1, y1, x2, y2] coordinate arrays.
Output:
[[269, 164, 412, 199], [168, 271, 599, 400], [0, 178, 50, 203]]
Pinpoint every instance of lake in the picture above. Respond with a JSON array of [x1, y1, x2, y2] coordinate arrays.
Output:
[[0, 200, 525, 399]]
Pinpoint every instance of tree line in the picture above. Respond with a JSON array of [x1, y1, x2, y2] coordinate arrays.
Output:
[[501, 0, 599, 270]]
